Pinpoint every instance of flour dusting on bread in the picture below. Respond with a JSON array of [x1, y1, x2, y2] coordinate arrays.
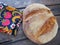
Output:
[[23, 3, 58, 44]]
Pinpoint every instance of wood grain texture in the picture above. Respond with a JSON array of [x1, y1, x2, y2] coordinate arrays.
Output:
[[0, 0, 60, 8], [18, 5, 60, 16], [0, 2, 60, 45], [31, 0, 60, 5], [48, 5, 60, 16], [1, 29, 60, 45], [56, 16, 60, 28]]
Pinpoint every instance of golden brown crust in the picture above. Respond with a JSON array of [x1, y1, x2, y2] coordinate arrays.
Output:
[[35, 16, 56, 38], [25, 9, 51, 20], [23, 4, 58, 44]]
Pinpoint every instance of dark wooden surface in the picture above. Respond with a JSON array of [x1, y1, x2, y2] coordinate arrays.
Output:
[[0, 0, 60, 45], [0, 0, 60, 8]]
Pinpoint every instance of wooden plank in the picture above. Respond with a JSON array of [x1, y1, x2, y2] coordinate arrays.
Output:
[[56, 16, 60, 28], [1, 39, 37, 45], [0, 33, 11, 43], [18, 5, 60, 16], [1, 29, 60, 45], [0, 0, 32, 8], [0, 0, 60, 8], [47, 5, 60, 16], [31, 0, 60, 5]]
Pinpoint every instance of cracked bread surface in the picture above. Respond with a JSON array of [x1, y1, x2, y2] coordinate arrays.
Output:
[[23, 3, 58, 44]]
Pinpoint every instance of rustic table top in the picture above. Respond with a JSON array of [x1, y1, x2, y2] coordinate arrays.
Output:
[[0, 0, 60, 45]]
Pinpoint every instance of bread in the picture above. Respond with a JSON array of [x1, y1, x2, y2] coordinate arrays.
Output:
[[23, 3, 58, 44]]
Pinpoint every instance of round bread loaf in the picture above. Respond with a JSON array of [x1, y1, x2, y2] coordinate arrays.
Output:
[[23, 3, 58, 44]]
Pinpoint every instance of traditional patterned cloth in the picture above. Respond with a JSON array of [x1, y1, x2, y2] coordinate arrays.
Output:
[[0, 2, 22, 36]]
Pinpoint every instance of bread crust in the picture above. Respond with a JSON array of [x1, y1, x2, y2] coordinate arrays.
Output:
[[23, 3, 58, 44], [25, 9, 51, 19], [35, 16, 56, 38]]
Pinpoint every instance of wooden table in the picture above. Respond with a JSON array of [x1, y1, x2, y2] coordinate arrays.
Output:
[[0, 0, 60, 45]]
